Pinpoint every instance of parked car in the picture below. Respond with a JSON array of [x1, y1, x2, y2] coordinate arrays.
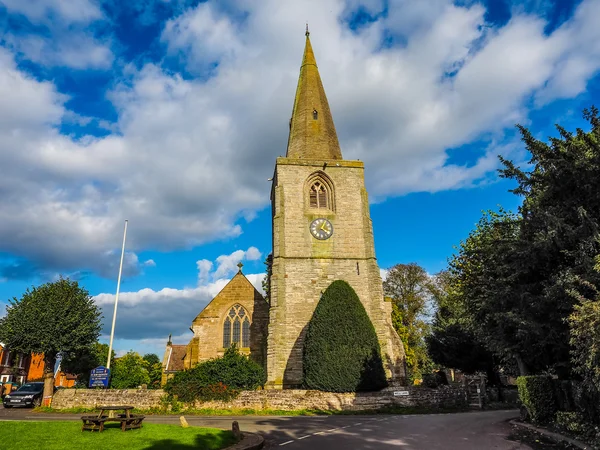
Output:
[[2, 382, 44, 408]]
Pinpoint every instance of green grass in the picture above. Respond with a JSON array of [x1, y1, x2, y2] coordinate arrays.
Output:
[[0, 421, 237, 450]]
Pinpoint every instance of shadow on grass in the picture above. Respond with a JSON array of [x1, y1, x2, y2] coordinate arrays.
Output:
[[142, 433, 236, 450]]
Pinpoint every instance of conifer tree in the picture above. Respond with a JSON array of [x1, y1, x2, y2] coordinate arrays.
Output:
[[303, 280, 387, 392]]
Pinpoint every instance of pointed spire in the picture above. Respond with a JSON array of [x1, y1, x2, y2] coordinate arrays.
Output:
[[286, 29, 342, 160]]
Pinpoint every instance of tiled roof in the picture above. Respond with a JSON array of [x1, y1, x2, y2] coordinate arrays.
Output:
[[167, 345, 187, 372]]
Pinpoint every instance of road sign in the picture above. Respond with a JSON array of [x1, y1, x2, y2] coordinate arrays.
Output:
[[89, 366, 110, 388], [393, 391, 410, 396]]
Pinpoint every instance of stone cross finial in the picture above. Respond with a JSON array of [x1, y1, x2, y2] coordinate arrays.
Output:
[[306, 23, 310, 37], [237, 262, 244, 272]]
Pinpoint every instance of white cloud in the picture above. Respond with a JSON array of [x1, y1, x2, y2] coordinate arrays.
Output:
[[1, 0, 600, 279], [0, 0, 112, 70], [94, 252, 266, 344], [143, 259, 156, 268], [196, 259, 213, 285], [213, 247, 262, 279], [3, 33, 114, 70], [0, 0, 103, 24]]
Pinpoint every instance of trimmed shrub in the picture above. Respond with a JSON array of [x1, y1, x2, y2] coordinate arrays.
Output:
[[164, 346, 265, 403], [303, 280, 388, 392], [517, 376, 557, 424]]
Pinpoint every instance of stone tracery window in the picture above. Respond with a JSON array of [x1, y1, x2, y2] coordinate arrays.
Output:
[[307, 172, 335, 211], [223, 304, 250, 348]]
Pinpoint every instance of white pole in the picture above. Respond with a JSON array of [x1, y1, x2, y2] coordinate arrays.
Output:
[[107, 220, 128, 369]]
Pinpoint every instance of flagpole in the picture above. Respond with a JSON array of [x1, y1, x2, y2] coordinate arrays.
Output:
[[107, 220, 128, 369]]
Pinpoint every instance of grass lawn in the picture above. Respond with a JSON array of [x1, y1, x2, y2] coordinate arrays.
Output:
[[0, 421, 237, 450]]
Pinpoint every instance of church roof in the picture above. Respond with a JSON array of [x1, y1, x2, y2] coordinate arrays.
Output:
[[165, 344, 186, 372], [286, 29, 342, 160], [192, 269, 265, 323]]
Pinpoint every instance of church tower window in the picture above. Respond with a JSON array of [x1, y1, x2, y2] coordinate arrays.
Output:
[[313, 109, 318, 120], [223, 304, 251, 348], [307, 172, 335, 211]]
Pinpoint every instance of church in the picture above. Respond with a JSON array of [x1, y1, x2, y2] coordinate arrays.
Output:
[[162, 30, 406, 389]]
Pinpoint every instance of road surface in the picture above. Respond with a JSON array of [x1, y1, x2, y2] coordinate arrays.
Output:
[[0, 405, 528, 449]]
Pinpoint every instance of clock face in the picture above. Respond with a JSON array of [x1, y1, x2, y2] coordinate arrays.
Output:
[[310, 218, 333, 240]]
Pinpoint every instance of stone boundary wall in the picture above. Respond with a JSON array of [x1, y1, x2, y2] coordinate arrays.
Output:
[[52, 386, 468, 411]]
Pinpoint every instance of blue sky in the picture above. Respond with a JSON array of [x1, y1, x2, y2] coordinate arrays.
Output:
[[0, 0, 599, 357]]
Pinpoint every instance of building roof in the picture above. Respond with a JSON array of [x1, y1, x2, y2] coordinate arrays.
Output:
[[166, 345, 186, 372], [192, 270, 265, 323], [286, 30, 342, 160]]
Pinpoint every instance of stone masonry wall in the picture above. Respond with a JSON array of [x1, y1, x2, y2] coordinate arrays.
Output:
[[268, 158, 405, 388], [52, 386, 468, 411], [52, 388, 164, 409]]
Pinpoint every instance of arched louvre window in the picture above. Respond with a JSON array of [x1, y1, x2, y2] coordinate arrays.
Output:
[[309, 181, 328, 209], [223, 304, 251, 348]]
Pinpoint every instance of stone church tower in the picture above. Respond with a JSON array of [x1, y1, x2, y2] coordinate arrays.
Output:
[[266, 30, 406, 388]]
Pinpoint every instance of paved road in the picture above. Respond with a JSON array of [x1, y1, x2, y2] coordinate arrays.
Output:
[[0, 406, 527, 449]]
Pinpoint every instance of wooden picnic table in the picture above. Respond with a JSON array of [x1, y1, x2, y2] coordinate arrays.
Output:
[[81, 405, 145, 432]]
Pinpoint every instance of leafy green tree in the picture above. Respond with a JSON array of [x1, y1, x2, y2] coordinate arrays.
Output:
[[61, 343, 115, 386], [426, 271, 498, 380], [0, 277, 102, 400], [383, 263, 434, 381], [303, 280, 387, 392], [111, 352, 151, 389], [143, 353, 163, 389]]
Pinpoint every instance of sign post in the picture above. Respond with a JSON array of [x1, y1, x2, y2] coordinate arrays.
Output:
[[89, 366, 111, 388]]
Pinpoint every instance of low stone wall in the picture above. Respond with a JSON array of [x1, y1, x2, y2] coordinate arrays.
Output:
[[52, 388, 165, 410], [52, 385, 468, 411]]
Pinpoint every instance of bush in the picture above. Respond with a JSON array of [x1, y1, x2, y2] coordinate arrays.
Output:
[[164, 346, 265, 403], [303, 280, 388, 392], [517, 376, 557, 424]]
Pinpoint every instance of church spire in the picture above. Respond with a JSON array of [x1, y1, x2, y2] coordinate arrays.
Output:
[[286, 29, 342, 160]]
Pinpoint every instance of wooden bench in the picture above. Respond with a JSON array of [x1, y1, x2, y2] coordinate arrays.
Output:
[[117, 413, 145, 431], [81, 415, 108, 432], [81, 405, 145, 432]]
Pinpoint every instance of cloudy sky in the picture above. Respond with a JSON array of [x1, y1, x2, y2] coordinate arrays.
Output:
[[0, 0, 599, 357]]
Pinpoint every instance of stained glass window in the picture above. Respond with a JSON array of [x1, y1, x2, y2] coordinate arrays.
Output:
[[233, 318, 241, 346], [222, 304, 251, 348], [223, 318, 231, 348], [242, 319, 250, 347]]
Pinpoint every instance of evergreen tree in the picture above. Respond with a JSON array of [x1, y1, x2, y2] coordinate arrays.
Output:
[[303, 280, 387, 392]]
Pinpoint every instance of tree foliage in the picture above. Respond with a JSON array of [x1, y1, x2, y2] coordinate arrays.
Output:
[[436, 107, 600, 378], [426, 270, 497, 378], [110, 352, 151, 389], [143, 353, 163, 389], [303, 280, 387, 392], [383, 263, 434, 380], [164, 346, 265, 403], [61, 343, 115, 386], [0, 277, 102, 398]]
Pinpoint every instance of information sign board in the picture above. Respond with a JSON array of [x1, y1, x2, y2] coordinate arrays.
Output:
[[89, 366, 110, 388]]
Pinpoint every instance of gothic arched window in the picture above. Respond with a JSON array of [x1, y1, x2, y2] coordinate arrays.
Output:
[[306, 172, 335, 211], [223, 304, 251, 348]]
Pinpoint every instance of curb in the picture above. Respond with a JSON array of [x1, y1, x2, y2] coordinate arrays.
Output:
[[225, 432, 264, 450], [509, 419, 591, 449]]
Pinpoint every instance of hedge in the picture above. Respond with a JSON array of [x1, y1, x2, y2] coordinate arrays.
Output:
[[303, 280, 387, 392], [517, 375, 557, 424]]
